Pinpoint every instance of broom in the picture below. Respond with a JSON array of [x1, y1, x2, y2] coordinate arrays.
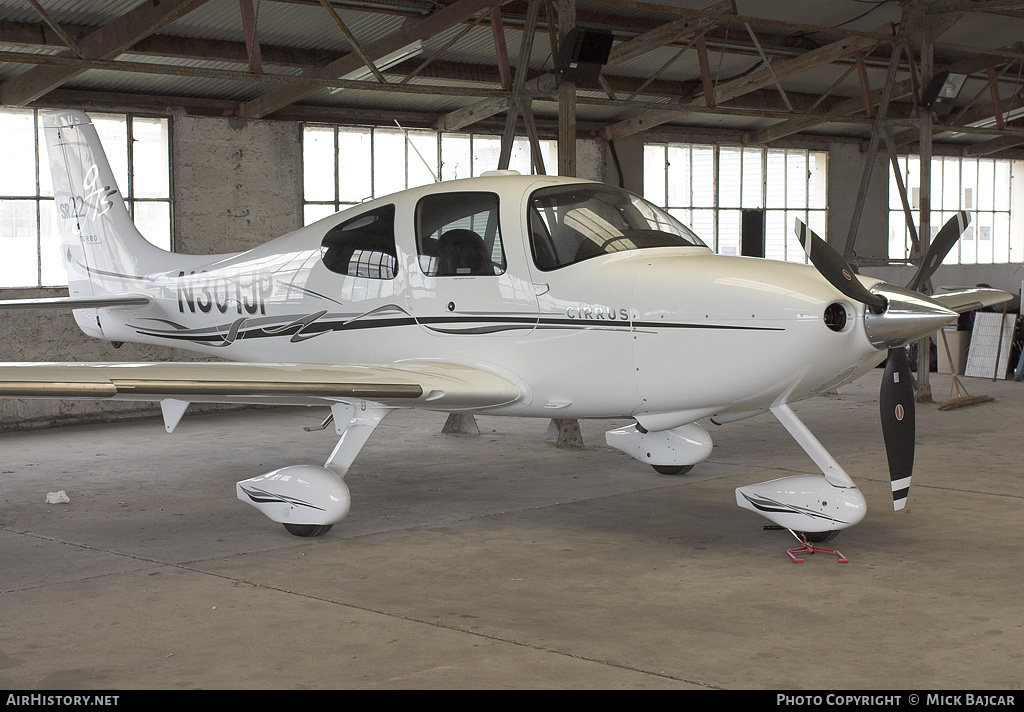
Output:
[[937, 328, 994, 411]]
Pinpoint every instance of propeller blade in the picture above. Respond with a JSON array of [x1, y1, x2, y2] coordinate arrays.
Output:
[[879, 346, 915, 511], [907, 210, 970, 293], [795, 219, 888, 314]]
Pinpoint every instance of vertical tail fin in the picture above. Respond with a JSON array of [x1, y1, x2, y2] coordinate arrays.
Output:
[[42, 110, 171, 301]]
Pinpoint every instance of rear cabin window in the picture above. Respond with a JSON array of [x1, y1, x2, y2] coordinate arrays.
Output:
[[528, 185, 706, 271], [320, 204, 397, 280], [415, 192, 506, 277]]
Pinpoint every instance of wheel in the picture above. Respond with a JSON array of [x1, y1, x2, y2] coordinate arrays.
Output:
[[283, 523, 333, 537], [652, 464, 694, 476], [799, 530, 839, 543]]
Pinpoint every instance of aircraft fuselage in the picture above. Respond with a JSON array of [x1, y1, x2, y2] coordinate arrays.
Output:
[[79, 174, 884, 427]]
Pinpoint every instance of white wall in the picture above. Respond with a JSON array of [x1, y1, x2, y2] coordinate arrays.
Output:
[[172, 116, 302, 255], [826, 141, 890, 261]]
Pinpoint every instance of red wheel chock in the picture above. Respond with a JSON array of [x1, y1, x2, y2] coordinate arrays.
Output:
[[786, 534, 849, 564]]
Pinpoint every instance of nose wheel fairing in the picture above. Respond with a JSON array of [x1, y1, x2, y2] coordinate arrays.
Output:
[[736, 474, 867, 534], [735, 402, 867, 537]]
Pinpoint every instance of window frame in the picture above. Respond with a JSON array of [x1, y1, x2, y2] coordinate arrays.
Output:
[[301, 123, 556, 227], [888, 153, 1024, 265], [643, 142, 828, 263]]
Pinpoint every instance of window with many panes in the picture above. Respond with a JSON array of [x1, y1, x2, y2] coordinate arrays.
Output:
[[643, 143, 828, 262], [888, 155, 1024, 265], [0, 108, 171, 289], [302, 125, 557, 225]]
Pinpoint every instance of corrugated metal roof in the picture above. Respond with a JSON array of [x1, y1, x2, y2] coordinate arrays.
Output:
[[165, 0, 409, 51], [0, 0, 143, 26], [0, 0, 1021, 149]]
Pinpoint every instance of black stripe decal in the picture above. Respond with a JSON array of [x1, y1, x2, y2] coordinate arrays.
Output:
[[739, 492, 849, 525], [129, 311, 786, 345]]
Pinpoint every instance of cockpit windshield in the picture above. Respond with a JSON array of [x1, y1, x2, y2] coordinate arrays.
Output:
[[528, 185, 707, 271]]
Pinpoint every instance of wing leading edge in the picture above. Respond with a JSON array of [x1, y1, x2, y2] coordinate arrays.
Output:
[[930, 288, 1014, 314], [0, 361, 523, 411], [0, 295, 152, 310]]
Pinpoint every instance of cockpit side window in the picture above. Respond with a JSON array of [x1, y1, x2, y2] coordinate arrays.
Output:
[[415, 192, 506, 277], [320, 204, 397, 280], [529, 185, 707, 271]]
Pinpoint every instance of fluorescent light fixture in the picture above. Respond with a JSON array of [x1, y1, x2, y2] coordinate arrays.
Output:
[[968, 106, 1024, 129], [329, 40, 424, 92]]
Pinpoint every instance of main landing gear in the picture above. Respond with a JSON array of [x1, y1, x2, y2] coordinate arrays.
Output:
[[651, 464, 694, 475], [605, 422, 713, 474], [236, 402, 392, 537], [283, 523, 334, 537]]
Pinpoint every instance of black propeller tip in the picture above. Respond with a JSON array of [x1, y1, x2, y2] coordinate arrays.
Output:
[[795, 219, 888, 313]]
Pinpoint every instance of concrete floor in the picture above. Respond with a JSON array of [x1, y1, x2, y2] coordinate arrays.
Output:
[[1, 369, 1022, 690]]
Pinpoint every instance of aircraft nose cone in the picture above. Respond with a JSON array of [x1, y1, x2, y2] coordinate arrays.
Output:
[[863, 284, 958, 349]]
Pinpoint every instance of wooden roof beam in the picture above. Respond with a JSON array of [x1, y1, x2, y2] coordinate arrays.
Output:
[[0, 18, 344, 69], [962, 131, 1024, 156], [239, 0, 264, 75], [435, 0, 734, 132], [753, 41, 1024, 145], [240, 0, 500, 119], [0, 0, 211, 107], [603, 24, 887, 141], [885, 79, 1024, 149], [24, 0, 83, 58], [604, 0, 735, 66]]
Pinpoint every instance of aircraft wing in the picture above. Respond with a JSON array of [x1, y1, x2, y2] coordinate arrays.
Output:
[[0, 295, 152, 310], [931, 288, 1014, 314], [0, 361, 523, 411]]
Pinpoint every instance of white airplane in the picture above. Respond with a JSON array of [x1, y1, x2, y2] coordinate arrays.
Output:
[[0, 110, 1012, 545]]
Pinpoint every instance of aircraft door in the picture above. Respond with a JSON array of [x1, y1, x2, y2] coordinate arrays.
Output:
[[406, 191, 538, 338]]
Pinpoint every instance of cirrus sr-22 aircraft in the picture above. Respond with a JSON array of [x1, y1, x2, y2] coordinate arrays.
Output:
[[0, 110, 1011, 550]]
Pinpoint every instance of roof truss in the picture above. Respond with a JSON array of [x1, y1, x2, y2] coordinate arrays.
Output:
[[0, 0, 1022, 155]]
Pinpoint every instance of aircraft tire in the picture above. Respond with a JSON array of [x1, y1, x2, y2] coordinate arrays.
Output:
[[651, 464, 694, 476], [799, 530, 839, 543], [283, 523, 334, 537]]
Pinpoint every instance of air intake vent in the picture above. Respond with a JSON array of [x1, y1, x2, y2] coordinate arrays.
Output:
[[824, 303, 847, 332]]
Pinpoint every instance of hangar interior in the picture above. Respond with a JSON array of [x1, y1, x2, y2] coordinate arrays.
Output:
[[1, 0, 1023, 690]]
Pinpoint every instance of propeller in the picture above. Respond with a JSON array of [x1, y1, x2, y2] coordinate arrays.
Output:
[[795, 221, 888, 314], [879, 345, 915, 510], [907, 210, 970, 293], [795, 214, 969, 511]]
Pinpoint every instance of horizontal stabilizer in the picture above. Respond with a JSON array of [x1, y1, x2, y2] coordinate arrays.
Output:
[[0, 295, 151, 310], [930, 288, 1013, 314]]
